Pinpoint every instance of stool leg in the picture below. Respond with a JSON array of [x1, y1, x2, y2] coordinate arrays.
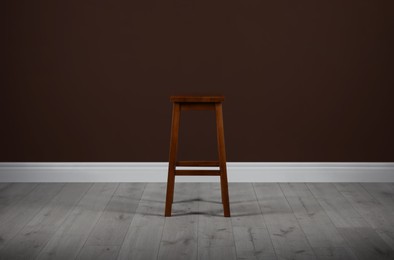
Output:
[[215, 103, 231, 217], [165, 103, 180, 217]]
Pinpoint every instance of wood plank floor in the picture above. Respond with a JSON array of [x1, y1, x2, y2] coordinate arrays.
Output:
[[0, 183, 393, 260]]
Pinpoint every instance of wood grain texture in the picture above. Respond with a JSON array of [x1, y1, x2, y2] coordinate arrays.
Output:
[[308, 183, 394, 260], [76, 245, 119, 260], [0, 184, 64, 251], [0, 183, 38, 214], [1, 183, 394, 259], [230, 183, 276, 260], [198, 246, 237, 260], [118, 183, 166, 260], [280, 183, 357, 259], [336, 183, 394, 250], [362, 183, 394, 211], [158, 183, 199, 260], [198, 183, 236, 260], [36, 183, 119, 260], [83, 183, 146, 246], [312, 247, 359, 260], [0, 183, 92, 259], [73, 183, 146, 259], [254, 183, 316, 260]]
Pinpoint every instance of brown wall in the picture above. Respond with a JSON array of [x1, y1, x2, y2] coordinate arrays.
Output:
[[2, 0, 394, 162]]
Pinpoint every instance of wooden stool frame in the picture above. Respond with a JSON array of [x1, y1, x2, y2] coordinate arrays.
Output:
[[164, 96, 231, 217]]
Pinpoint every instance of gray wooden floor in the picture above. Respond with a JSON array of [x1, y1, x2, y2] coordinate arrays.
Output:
[[0, 183, 393, 260]]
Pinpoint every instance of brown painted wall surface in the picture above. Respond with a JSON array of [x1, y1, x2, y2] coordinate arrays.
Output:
[[2, 0, 394, 162]]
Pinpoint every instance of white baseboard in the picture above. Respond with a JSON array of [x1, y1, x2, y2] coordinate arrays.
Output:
[[0, 162, 393, 182]]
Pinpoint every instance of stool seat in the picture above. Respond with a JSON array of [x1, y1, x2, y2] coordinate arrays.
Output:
[[170, 95, 225, 103], [165, 95, 231, 217]]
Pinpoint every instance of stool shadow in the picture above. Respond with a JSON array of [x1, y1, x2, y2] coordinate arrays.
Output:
[[140, 198, 222, 204], [136, 198, 262, 217], [171, 211, 261, 217], [173, 198, 256, 205], [173, 199, 262, 217], [173, 198, 220, 204]]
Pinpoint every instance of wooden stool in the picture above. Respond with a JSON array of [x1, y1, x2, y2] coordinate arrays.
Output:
[[164, 95, 231, 217]]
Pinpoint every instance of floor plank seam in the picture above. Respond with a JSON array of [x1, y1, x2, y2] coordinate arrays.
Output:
[[33, 183, 94, 260], [117, 183, 165, 260], [306, 183, 357, 257], [0, 184, 41, 252], [156, 186, 167, 260], [341, 183, 394, 252], [251, 183, 279, 260], [279, 182, 319, 259], [0, 183, 65, 252], [76, 183, 121, 259], [359, 183, 392, 211], [2, 182, 394, 260], [332, 183, 380, 232], [114, 183, 147, 260], [306, 183, 364, 259], [228, 186, 239, 260], [74, 183, 120, 260]]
